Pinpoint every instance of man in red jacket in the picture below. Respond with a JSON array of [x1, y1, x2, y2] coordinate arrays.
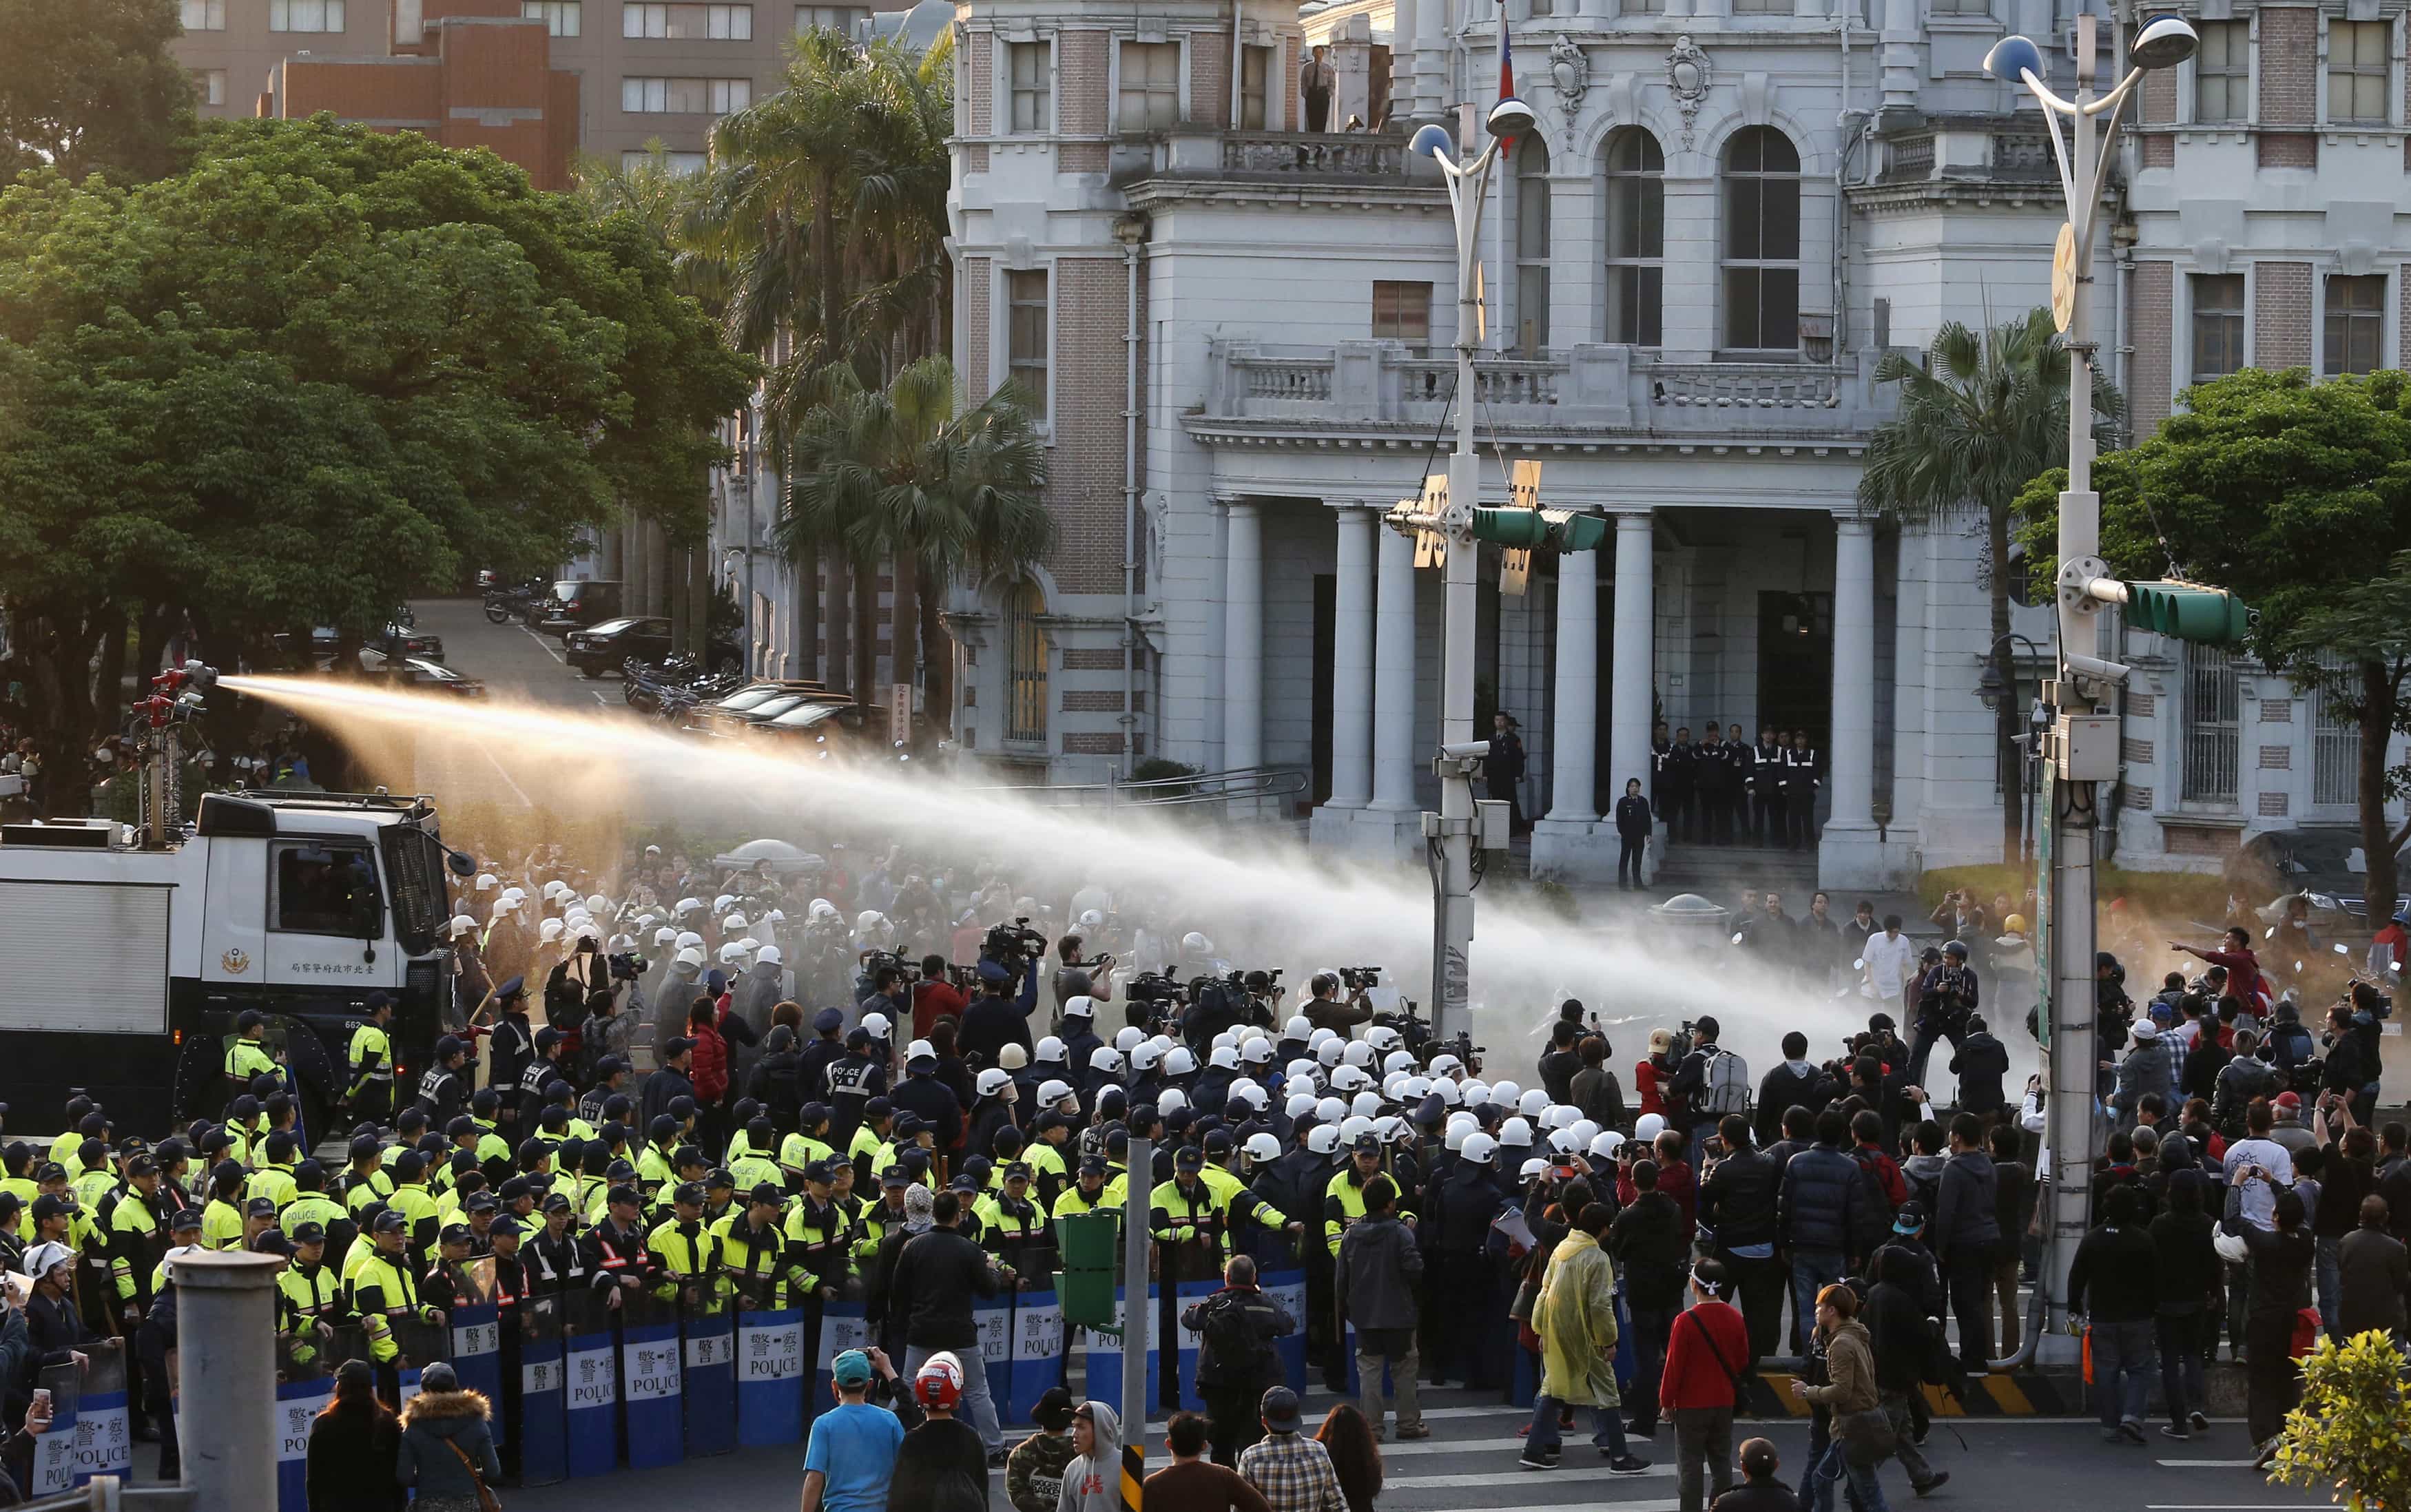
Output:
[[1660, 1259, 1750, 1512]]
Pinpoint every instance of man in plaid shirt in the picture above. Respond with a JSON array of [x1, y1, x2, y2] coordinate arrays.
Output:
[[1236, 1387, 1345, 1512]]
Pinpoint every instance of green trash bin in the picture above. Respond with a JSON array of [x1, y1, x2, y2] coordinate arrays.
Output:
[[1055, 1212, 1121, 1332]]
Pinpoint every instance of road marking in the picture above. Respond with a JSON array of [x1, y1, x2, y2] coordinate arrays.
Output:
[[1476, 1502, 1681, 1512], [593, 691, 610, 705], [1388, 1464, 1675, 1489], [2156, 1460, 2266, 1469], [518, 625, 568, 667], [479, 745, 534, 808]]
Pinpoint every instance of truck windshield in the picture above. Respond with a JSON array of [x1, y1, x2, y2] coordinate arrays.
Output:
[[276, 844, 382, 936], [380, 824, 450, 956]]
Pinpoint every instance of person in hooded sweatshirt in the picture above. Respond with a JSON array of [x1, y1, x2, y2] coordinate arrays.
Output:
[[1057, 1400, 1124, 1512], [1752, 1033, 1830, 1151], [1945, 1016, 2010, 1124], [1927, 1112, 2000, 1374], [393, 1362, 501, 1512]]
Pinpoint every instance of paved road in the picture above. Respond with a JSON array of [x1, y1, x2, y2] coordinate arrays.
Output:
[[411, 596, 619, 712], [501, 1381, 2326, 1512]]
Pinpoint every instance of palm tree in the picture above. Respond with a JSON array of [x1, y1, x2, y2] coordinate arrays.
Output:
[[773, 358, 1049, 723], [1859, 308, 2124, 863]]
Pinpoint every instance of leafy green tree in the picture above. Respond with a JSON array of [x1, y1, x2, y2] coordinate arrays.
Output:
[[2267, 1330, 2411, 1510], [0, 116, 750, 796], [773, 358, 1048, 713], [0, 0, 195, 185], [2016, 369, 2411, 919], [1861, 309, 2123, 862]]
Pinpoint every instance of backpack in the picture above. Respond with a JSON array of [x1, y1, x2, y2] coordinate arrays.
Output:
[[1701, 1047, 1752, 1118], [1198, 1289, 1267, 1373]]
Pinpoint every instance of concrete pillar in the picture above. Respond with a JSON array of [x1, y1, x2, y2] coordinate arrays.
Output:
[[1370, 524, 1418, 810], [172, 1249, 284, 1512], [1328, 504, 1376, 807], [1607, 509, 1655, 802], [1221, 498, 1263, 771], [1821, 510, 1885, 887], [1544, 541, 1599, 821]]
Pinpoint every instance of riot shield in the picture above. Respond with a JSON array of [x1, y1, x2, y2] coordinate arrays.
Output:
[[559, 1287, 618, 1478], [69, 1340, 130, 1487], [511, 1292, 568, 1487], [618, 1287, 683, 1469], [733, 1305, 805, 1447], [276, 1334, 337, 1512], [446, 1258, 504, 1436], [391, 1309, 449, 1409], [680, 1283, 736, 1457], [27, 1358, 82, 1498]]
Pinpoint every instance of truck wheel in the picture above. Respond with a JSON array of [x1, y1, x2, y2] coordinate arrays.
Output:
[[170, 1035, 227, 1130]]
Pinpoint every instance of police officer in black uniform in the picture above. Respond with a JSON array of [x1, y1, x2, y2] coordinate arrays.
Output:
[[1658, 726, 1697, 844], [1694, 726, 1729, 844], [1751, 725, 1786, 846], [1783, 728, 1822, 849]]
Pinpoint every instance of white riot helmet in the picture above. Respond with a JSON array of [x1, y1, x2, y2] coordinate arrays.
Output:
[[1315, 1096, 1347, 1125], [473, 872, 498, 892], [724, 913, 749, 934], [1286, 1059, 1319, 1085], [586, 894, 609, 915], [1429, 1077, 1462, 1108], [1443, 1121, 1473, 1153], [675, 947, 706, 969], [1227, 1080, 1268, 1111], [711, 893, 734, 913], [1383, 1050, 1416, 1076], [1240, 1039, 1274, 1066], [1363, 1025, 1403, 1055], [1328, 1064, 1371, 1095], [1520, 1157, 1550, 1180], [1427, 1053, 1463, 1078], [1461, 1081, 1492, 1107], [1089, 1046, 1125, 1075], [653, 926, 679, 946], [500, 887, 526, 904], [448, 914, 479, 940], [676, 931, 704, 951], [1305, 1124, 1341, 1156], [763, 909, 786, 924], [756, 944, 783, 966], [1115, 1026, 1145, 1054], [1350, 1092, 1383, 1121], [1243, 1132, 1281, 1164], [1491, 1079, 1524, 1107], [1181, 932, 1213, 956], [572, 922, 601, 944], [1374, 1116, 1403, 1143], [1130, 1042, 1164, 1075], [488, 899, 517, 922], [1545, 1104, 1580, 1130], [1518, 1089, 1550, 1119], [1157, 1088, 1187, 1115], [718, 942, 749, 965], [1038, 1079, 1075, 1108], [1549, 1128, 1583, 1155], [1402, 1076, 1433, 1102], [809, 899, 840, 921], [1445, 1110, 1479, 1139], [674, 897, 704, 917], [1338, 1115, 1373, 1146], [1499, 1117, 1535, 1148], [1285, 1092, 1318, 1121], [736, 936, 760, 955], [1590, 1130, 1626, 1161], [976, 1068, 1013, 1098], [1308, 1028, 1338, 1054], [538, 918, 566, 944], [859, 1013, 891, 1041], [1460, 1131, 1498, 1166], [1284, 1016, 1313, 1042], [1162, 1047, 1198, 1077], [1314, 1039, 1344, 1068], [905, 1039, 937, 1064], [1382, 1073, 1409, 1101], [544, 880, 571, 902], [1212, 1030, 1238, 1052], [1035, 1036, 1067, 1065], [1570, 1119, 1601, 1146], [1340, 1041, 1374, 1069], [855, 910, 888, 940], [1208, 1046, 1241, 1070], [1635, 1112, 1666, 1143], [1062, 996, 1099, 1022]]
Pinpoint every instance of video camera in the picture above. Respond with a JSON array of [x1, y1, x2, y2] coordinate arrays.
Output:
[[1337, 966, 1381, 993], [607, 951, 647, 984], [982, 917, 1048, 973]]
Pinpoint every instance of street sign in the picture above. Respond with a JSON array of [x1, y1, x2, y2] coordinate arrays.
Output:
[[1500, 459, 1542, 597], [889, 685, 912, 748], [1411, 475, 1449, 568]]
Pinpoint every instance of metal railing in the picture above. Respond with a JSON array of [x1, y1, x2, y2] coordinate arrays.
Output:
[[989, 763, 1309, 814], [1217, 130, 1407, 178]]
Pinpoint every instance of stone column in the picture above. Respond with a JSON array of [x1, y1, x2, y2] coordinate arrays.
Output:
[[1221, 498, 1264, 772], [1370, 523, 1418, 811], [1544, 540, 1599, 822], [1608, 510, 1656, 800], [1821, 510, 1885, 886], [1328, 504, 1376, 808]]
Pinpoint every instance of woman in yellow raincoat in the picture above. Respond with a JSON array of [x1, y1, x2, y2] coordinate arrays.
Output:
[[1517, 1201, 1652, 1473]]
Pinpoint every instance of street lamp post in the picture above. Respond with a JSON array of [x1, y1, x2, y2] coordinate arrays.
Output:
[[1401, 96, 1535, 1048], [1985, 12, 2196, 1365]]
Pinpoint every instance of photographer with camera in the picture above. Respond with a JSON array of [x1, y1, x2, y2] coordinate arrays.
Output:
[[1906, 940, 1979, 1092], [1052, 933, 1115, 1017], [960, 967, 1036, 1069], [1303, 973, 1373, 1037]]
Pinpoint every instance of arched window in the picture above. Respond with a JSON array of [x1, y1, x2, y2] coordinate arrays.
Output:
[[1513, 136, 1551, 357], [1602, 128, 1664, 346], [1004, 580, 1048, 744], [1721, 125, 1801, 353]]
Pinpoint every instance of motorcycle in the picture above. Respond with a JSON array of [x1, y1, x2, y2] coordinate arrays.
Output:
[[482, 577, 544, 625]]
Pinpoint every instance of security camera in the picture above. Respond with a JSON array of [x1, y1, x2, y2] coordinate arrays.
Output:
[[1436, 741, 1491, 762]]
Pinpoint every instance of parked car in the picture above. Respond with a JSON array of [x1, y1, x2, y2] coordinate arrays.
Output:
[[565, 616, 741, 677], [355, 649, 487, 696], [529, 579, 624, 636], [287, 619, 442, 665], [2224, 827, 2411, 925], [683, 680, 837, 736]]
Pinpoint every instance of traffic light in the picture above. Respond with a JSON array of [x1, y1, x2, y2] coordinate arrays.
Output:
[[2121, 580, 2250, 645], [1471, 508, 1608, 552]]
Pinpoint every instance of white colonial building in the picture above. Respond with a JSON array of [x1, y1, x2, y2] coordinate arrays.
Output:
[[708, 0, 2411, 888]]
